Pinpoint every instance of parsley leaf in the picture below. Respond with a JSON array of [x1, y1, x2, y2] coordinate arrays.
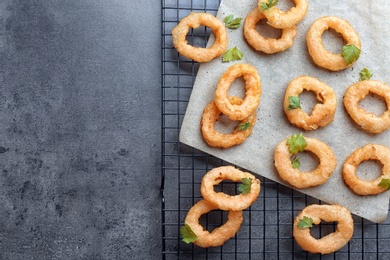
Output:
[[180, 224, 198, 244], [359, 68, 373, 81], [238, 178, 252, 194], [291, 157, 300, 169], [297, 216, 313, 229], [260, 0, 279, 12], [286, 133, 307, 155], [341, 44, 361, 65], [237, 122, 251, 131], [286, 96, 301, 110], [222, 47, 243, 62], [224, 15, 242, 29], [378, 179, 390, 190]]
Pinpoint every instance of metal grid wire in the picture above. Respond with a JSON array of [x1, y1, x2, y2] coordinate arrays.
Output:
[[161, 0, 390, 259]]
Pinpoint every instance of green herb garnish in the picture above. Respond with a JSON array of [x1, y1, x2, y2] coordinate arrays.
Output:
[[238, 178, 252, 194], [286, 96, 301, 111], [260, 0, 279, 12], [237, 122, 251, 131], [222, 47, 244, 62], [378, 179, 390, 190], [286, 133, 307, 154], [341, 44, 361, 65], [297, 216, 313, 229], [292, 157, 301, 169], [224, 15, 242, 29], [180, 224, 198, 244], [359, 68, 372, 81]]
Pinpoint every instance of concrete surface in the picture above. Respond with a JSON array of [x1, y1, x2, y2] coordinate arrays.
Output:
[[0, 0, 161, 259]]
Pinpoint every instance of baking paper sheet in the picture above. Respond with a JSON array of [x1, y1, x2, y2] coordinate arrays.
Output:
[[179, 0, 390, 222]]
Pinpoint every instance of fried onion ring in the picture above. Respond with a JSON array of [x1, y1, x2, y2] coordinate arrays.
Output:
[[185, 200, 243, 248], [244, 7, 297, 54], [258, 0, 308, 29], [284, 76, 336, 130], [201, 96, 256, 148], [214, 64, 262, 121], [274, 136, 337, 189], [342, 144, 390, 195], [293, 204, 354, 254], [172, 12, 228, 62], [306, 16, 361, 71], [344, 80, 390, 134], [201, 166, 260, 211]]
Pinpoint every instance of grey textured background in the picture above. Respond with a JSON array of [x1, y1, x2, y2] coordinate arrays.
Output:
[[0, 0, 161, 259]]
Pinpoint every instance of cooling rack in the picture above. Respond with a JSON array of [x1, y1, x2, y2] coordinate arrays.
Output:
[[161, 0, 390, 258]]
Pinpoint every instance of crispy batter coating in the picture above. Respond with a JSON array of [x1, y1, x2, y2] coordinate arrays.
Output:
[[214, 64, 262, 121], [258, 0, 308, 29], [284, 76, 336, 130], [244, 7, 297, 54], [344, 80, 390, 134], [185, 200, 243, 248], [274, 136, 337, 189], [172, 12, 228, 62], [293, 204, 354, 254], [306, 16, 361, 71], [201, 166, 261, 211], [201, 97, 256, 148], [342, 144, 390, 195]]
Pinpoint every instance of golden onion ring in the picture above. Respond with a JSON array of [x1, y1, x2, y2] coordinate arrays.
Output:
[[306, 16, 361, 71], [172, 12, 228, 62], [258, 0, 308, 29], [244, 7, 297, 54], [293, 204, 354, 254], [344, 80, 390, 134], [185, 199, 243, 248], [274, 136, 337, 189], [201, 166, 260, 211], [201, 96, 256, 148], [214, 64, 261, 121], [284, 76, 336, 130], [342, 144, 390, 195]]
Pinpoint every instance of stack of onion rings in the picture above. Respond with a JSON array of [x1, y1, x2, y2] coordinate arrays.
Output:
[[306, 16, 361, 71], [342, 144, 390, 195], [293, 204, 354, 254], [344, 80, 390, 134], [201, 96, 256, 148], [258, 0, 308, 29], [274, 136, 337, 189], [172, 12, 228, 62], [284, 76, 336, 130], [244, 7, 297, 54], [201, 63, 261, 148], [183, 166, 260, 247]]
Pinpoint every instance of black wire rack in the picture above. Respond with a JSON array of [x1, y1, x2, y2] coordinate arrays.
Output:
[[161, 0, 390, 259]]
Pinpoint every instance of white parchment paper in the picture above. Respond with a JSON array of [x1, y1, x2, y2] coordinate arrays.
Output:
[[179, 0, 390, 222]]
